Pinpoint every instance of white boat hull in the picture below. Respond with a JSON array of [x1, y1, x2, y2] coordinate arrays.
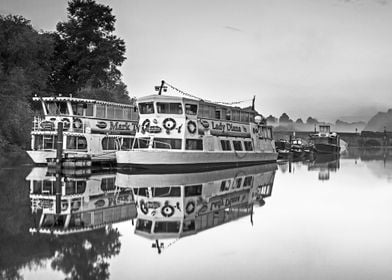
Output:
[[27, 150, 117, 164], [117, 150, 278, 171]]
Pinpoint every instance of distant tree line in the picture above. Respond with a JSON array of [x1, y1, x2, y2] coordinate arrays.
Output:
[[0, 0, 130, 151]]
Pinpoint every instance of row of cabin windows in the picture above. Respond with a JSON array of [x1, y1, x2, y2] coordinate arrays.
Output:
[[138, 102, 198, 115], [133, 187, 181, 197], [133, 138, 203, 150], [44, 101, 136, 120], [221, 140, 253, 151], [199, 103, 255, 123]]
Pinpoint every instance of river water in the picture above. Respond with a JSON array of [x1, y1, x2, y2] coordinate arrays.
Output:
[[0, 148, 391, 280]]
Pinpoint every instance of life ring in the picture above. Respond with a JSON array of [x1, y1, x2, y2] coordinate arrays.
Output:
[[163, 118, 176, 130], [187, 121, 197, 134], [200, 119, 209, 129], [141, 119, 150, 133], [73, 118, 82, 129], [140, 200, 148, 214], [185, 201, 195, 215], [161, 205, 175, 217], [61, 118, 71, 130]]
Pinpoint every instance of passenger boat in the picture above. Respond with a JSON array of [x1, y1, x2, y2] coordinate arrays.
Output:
[[290, 138, 305, 158], [309, 125, 341, 154], [27, 167, 137, 235], [116, 88, 278, 170], [116, 164, 276, 249], [275, 139, 291, 159], [27, 96, 138, 164]]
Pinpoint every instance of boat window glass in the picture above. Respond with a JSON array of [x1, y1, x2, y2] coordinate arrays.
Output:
[[185, 139, 203, 150], [66, 136, 87, 150], [226, 110, 231, 121], [45, 101, 68, 115], [153, 138, 181, 149], [65, 181, 86, 195], [86, 104, 94, 116], [215, 110, 221, 119], [232, 110, 240, 121], [235, 178, 242, 188], [185, 104, 198, 115], [183, 220, 195, 232], [244, 141, 253, 151], [136, 219, 152, 233], [39, 135, 57, 150], [240, 112, 250, 122], [133, 137, 150, 149], [154, 221, 181, 233], [139, 102, 154, 114], [267, 127, 272, 139], [221, 140, 231, 151], [71, 103, 84, 116], [102, 137, 117, 150], [101, 177, 116, 191], [243, 176, 253, 187], [153, 187, 181, 197], [96, 104, 106, 118], [249, 113, 255, 122], [199, 104, 215, 118], [121, 137, 134, 150], [156, 102, 183, 114], [107, 105, 115, 119], [233, 140, 243, 151], [185, 184, 202, 197], [114, 106, 123, 119]]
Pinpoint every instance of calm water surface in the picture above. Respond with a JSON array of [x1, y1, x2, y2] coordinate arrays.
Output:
[[0, 148, 391, 280]]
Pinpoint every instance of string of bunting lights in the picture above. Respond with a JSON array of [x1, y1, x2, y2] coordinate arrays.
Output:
[[163, 81, 254, 106]]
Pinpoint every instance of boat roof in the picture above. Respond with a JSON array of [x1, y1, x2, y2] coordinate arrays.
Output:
[[33, 96, 135, 108], [137, 94, 258, 112]]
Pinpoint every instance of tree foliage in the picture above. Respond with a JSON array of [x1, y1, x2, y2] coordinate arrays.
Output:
[[0, 15, 54, 149], [50, 0, 126, 96]]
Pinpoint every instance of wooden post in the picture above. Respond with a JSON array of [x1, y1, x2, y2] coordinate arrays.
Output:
[[55, 172, 62, 214], [158, 80, 165, 95], [56, 122, 64, 171]]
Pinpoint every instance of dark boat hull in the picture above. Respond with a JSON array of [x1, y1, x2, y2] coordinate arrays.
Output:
[[314, 143, 340, 154]]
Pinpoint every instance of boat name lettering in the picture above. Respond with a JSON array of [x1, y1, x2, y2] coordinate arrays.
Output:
[[110, 121, 135, 131], [210, 121, 243, 132], [209, 194, 246, 210]]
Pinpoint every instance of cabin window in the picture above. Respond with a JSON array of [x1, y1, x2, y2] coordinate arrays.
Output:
[[185, 184, 202, 197], [96, 104, 106, 118], [249, 113, 255, 122], [66, 136, 87, 150], [235, 178, 243, 188], [101, 177, 116, 191], [185, 104, 198, 115], [185, 139, 203, 150], [153, 138, 181, 149], [243, 176, 253, 187], [215, 110, 221, 119], [114, 106, 123, 119], [139, 102, 154, 114], [45, 101, 68, 115], [107, 105, 115, 119], [72, 103, 84, 116], [121, 137, 134, 150], [154, 221, 181, 233], [232, 110, 240, 121], [102, 137, 117, 150], [221, 140, 231, 151], [34, 135, 57, 150], [153, 187, 181, 197], [65, 181, 86, 195], [86, 104, 94, 116], [133, 137, 150, 149], [133, 187, 148, 197], [136, 219, 152, 233], [156, 102, 183, 114], [124, 107, 137, 120], [199, 104, 215, 118], [244, 141, 253, 151], [183, 220, 196, 232], [240, 112, 250, 122], [233, 140, 243, 151], [226, 110, 231, 121]]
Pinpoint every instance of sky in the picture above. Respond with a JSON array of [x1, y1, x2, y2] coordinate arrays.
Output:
[[1, 0, 392, 122]]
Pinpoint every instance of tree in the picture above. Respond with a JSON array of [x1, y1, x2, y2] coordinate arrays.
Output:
[[0, 15, 54, 150], [50, 0, 126, 96], [295, 118, 304, 124], [279, 113, 293, 124], [266, 115, 277, 124], [306, 116, 318, 124]]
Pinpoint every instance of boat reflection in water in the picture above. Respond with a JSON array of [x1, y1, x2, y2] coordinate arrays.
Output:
[[116, 163, 277, 253], [27, 167, 137, 235], [308, 154, 340, 181]]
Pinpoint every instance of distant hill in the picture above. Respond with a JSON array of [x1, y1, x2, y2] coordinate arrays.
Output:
[[364, 109, 392, 132]]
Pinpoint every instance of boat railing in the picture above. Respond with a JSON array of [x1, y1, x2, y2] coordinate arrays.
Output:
[[152, 139, 172, 149]]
